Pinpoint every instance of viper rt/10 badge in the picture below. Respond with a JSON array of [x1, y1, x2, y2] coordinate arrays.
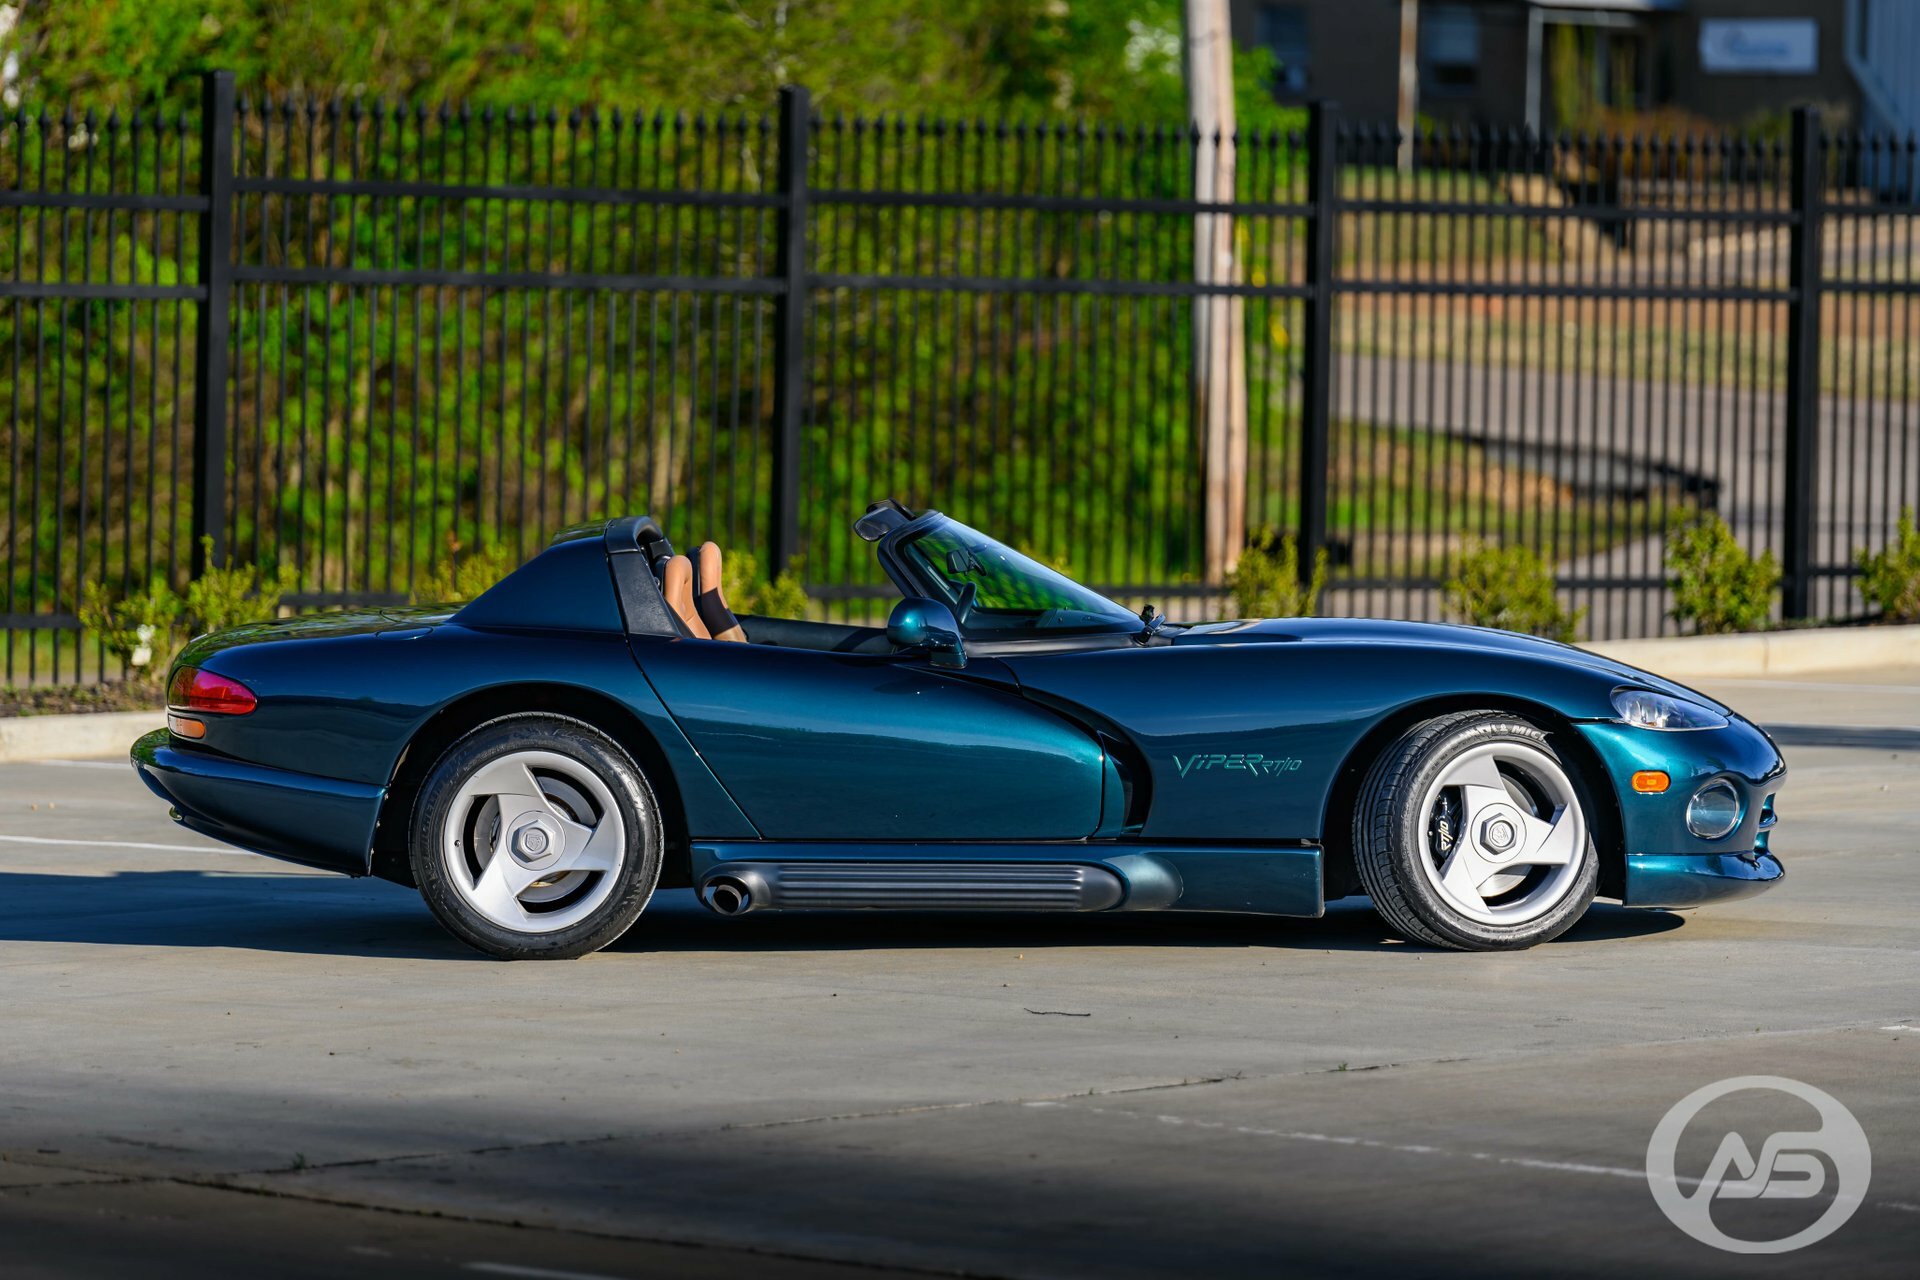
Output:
[[1172, 752, 1303, 778]]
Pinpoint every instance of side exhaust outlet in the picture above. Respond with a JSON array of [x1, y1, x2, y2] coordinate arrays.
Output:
[[698, 873, 762, 916]]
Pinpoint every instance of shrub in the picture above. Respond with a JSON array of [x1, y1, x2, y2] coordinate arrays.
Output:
[[1444, 543, 1585, 641], [414, 541, 520, 604], [77, 578, 182, 673], [1857, 507, 1920, 623], [721, 550, 811, 620], [183, 537, 300, 635], [1666, 514, 1779, 635], [1225, 530, 1329, 620]]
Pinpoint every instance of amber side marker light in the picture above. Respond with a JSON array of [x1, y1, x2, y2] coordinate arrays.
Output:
[[167, 714, 206, 740], [167, 666, 258, 716], [1631, 770, 1671, 794]]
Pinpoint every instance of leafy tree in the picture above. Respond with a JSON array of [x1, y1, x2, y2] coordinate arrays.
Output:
[[1666, 514, 1778, 635], [77, 577, 182, 672], [183, 537, 300, 633], [413, 538, 521, 604], [721, 548, 810, 619], [1857, 507, 1920, 623], [3, 1, 1290, 126], [1444, 542, 1584, 642], [1225, 529, 1326, 619]]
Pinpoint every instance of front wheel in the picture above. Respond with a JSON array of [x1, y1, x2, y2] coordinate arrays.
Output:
[[410, 714, 663, 959], [1353, 711, 1597, 951]]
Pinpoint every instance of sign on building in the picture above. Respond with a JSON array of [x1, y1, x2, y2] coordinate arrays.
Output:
[[1699, 19, 1819, 75]]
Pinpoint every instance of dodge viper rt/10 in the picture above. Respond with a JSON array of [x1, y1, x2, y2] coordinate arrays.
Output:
[[133, 502, 1785, 959]]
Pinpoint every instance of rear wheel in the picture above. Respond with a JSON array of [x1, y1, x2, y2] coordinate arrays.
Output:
[[411, 714, 662, 959], [1353, 711, 1597, 951]]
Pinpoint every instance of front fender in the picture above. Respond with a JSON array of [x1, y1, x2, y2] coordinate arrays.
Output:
[[1576, 717, 1787, 856]]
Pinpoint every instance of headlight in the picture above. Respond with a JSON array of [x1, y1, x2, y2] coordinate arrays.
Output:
[[1610, 688, 1728, 731]]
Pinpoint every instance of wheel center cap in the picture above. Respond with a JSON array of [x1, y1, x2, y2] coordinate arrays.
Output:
[[509, 816, 562, 869], [1479, 809, 1522, 860]]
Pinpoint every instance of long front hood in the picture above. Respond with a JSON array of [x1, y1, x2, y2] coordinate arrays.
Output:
[[1171, 616, 1721, 709]]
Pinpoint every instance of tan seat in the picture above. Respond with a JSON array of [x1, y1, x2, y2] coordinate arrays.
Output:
[[695, 541, 746, 642], [662, 555, 711, 639]]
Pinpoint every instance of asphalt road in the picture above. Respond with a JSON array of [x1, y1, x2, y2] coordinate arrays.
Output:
[[2, 666, 1917, 1278]]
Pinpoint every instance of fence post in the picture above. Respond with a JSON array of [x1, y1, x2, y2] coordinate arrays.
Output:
[[191, 69, 236, 577], [1298, 101, 1337, 593], [1782, 105, 1822, 621], [768, 84, 810, 575]]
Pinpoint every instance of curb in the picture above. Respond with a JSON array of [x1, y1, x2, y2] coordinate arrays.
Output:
[[1587, 624, 1920, 680], [0, 710, 163, 765]]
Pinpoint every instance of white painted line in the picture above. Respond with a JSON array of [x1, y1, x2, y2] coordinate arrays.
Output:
[[0, 833, 240, 855], [1698, 678, 1920, 694], [1880, 1024, 1920, 1032], [464, 1264, 625, 1280], [21, 759, 129, 770], [1043, 1100, 1920, 1217]]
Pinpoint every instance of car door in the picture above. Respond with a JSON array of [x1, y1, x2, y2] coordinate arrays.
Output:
[[632, 635, 1108, 840]]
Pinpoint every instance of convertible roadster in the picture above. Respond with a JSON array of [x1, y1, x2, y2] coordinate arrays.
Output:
[[133, 503, 1785, 959]]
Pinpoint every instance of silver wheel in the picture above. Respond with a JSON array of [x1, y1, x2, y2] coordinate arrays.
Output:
[[1414, 741, 1586, 927], [441, 749, 628, 934]]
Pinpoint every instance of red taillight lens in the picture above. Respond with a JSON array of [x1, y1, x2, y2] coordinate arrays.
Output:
[[167, 666, 257, 715]]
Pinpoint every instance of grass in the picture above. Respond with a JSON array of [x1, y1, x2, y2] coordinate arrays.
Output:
[[798, 418, 1691, 626], [1249, 421, 1697, 581], [1333, 296, 1920, 397]]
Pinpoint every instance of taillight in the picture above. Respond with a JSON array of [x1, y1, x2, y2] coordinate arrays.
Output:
[[167, 666, 258, 715]]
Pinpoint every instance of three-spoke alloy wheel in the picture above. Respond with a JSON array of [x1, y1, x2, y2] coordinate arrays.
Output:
[[411, 714, 662, 959], [1354, 711, 1598, 950]]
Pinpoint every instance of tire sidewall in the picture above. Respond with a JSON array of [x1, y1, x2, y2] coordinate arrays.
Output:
[[1367, 715, 1598, 950], [411, 714, 662, 959]]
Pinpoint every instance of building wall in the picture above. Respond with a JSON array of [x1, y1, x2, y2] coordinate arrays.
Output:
[[1228, 1, 1862, 131], [1227, 0, 1403, 118], [1654, 0, 1857, 127]]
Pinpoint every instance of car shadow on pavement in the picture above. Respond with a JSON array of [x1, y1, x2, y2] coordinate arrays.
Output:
[[607, 893, 1685, 955], [0, 869, 476, 960], [0, 872, 1683, 959]]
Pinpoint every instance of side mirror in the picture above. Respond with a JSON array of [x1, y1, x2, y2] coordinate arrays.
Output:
[[887, 597, 967, 670]]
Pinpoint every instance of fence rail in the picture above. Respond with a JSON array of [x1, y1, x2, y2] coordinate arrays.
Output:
[[4, 71, 1918, 683]]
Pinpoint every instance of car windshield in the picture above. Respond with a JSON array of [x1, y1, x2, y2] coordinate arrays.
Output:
[[894, 517, 1142, 637]]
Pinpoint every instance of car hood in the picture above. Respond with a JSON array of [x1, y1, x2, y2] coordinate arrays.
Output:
[[1170, 616, 1725, 710]]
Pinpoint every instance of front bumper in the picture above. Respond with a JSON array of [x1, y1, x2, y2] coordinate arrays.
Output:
[[131, 729, 383, 876], [1623, 851, 1784, 906], [1577, 716, 1788, 908]]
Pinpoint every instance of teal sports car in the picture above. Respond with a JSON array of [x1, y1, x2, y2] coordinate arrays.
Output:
[[133, 502, 1786, 959]]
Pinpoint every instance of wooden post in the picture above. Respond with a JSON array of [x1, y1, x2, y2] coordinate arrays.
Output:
[[1185, 0, 1247, 584], [1396, 0, 1420, 172]]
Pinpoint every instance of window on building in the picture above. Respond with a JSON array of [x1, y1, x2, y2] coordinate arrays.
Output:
[[1421, 4, 1481, 95], [1257, 5, 1310, 99]]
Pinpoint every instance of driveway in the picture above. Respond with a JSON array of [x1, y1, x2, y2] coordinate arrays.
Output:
[[2, 667, 1917, 1277]]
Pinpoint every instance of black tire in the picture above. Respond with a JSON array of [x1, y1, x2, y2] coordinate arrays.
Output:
[[1353, 711, 1598, 951], [410, 713, 663, 960]]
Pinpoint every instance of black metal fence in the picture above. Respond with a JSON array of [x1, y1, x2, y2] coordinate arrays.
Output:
[[5, 71, 1918, 683]]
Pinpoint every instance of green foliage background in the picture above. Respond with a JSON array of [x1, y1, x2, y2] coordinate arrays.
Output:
[[2, 0, 1313, 660], [9, 0, 1292, 125]]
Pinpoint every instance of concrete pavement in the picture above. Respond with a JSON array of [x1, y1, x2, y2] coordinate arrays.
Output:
[[1, 667, 1916, 1276]]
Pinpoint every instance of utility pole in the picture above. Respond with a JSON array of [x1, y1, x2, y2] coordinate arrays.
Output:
[[1396, 0, 1420, 172], [1185, 0, 1248, 583]]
